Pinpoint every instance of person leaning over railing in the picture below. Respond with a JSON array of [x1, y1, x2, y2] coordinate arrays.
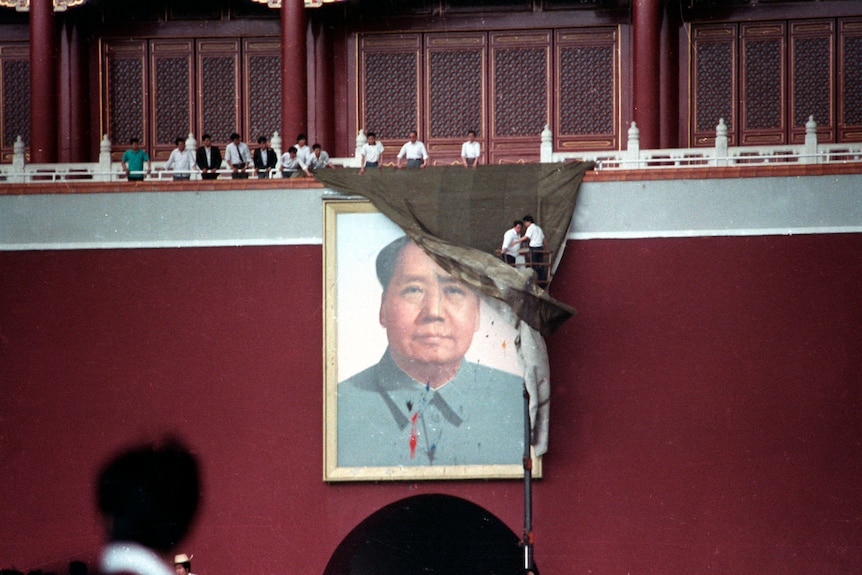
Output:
[[278, 146, 302, 178]]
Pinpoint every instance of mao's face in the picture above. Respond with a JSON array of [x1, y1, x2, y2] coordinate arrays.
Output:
[[380, 242, 480, 376]]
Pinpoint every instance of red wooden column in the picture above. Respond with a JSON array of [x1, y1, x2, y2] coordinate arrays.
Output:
[[632, 0, 662, 150], [69, 21, 89, 162], [29, 0, 58, 163], [281, 0, 308, 144], [659, 1, 680, 148], [310, 17, 334, 150], [58, 21, 71, 163]]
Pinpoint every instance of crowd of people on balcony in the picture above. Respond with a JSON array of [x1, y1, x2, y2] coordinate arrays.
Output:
[[117, 129, 484, 181], [121, 132, 337, 181]]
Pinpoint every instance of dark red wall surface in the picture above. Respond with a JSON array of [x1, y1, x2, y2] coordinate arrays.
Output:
[[2, 235, 861, 574]]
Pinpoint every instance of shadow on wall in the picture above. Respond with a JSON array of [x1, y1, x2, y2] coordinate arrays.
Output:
[[324, 494, 522, 575]]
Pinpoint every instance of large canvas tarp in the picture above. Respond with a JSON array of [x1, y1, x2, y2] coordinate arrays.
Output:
[[317, 162, 592, 455], [316, 162, 592, 337]]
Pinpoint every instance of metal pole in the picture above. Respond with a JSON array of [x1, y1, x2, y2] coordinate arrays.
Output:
[[522, 384, 534, 571]]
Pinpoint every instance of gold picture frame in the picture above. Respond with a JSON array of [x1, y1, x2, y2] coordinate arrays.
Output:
[[323, 200, 541, 481]]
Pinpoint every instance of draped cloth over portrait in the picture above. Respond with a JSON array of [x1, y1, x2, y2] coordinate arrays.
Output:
[[316, 162, 593, 455]]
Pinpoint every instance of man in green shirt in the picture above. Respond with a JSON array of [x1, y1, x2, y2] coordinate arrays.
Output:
[[121, 137, 150, 181]]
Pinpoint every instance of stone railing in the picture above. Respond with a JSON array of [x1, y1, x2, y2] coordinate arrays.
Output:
[[541, 117, 862, 168], [0, 130, 365, 183], [4, 120, 862, 183]]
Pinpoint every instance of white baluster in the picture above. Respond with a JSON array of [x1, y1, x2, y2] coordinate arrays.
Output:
[[714, 118, 728, 167], [271, 131, 282, 162], [354, 129, 367, 167], [12, 135, 25, 183], [626, 121, 641, 168], [540, 124, 553, 163], [98, 134, 113, 181], [803, 115, 818, 164]]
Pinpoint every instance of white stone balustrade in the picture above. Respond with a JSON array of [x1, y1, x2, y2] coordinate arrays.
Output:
[[3, 122, 862, 183], [541, 116, 862, 168]]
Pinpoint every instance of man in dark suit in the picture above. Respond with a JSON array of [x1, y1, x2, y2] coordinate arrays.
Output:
[[252, 135, 277, 178], [195, 133, 222, 180]]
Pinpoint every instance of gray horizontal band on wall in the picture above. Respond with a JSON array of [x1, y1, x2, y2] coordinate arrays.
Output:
[[1, 175, 860, 251]]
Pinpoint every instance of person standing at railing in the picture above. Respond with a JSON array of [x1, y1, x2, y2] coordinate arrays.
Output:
[[122, 137, 150, 181], [253, 135, 277, 178], [395, 130, 429, 169], [225, 133, 251, 179], [295, 133, 312, 168], [519, 215, 547, 283], [460, 129, 481, 169], [164, 137, 196, 180], [196, 134, 222, 180], [359, 131, 384, 174]]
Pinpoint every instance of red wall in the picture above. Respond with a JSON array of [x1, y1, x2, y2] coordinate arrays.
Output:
[[2, 234, 861, 574]]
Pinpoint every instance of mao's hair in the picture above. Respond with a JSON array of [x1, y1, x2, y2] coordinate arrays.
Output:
[[375, 236, 412, 291]]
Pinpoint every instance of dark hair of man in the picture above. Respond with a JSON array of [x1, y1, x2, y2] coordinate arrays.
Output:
[[375, 236, 412, 292], [130, 137, 139, 144], [514, 220, 524, 228], [288, 146, 298, 154], [522, 215, 534, 223], [201, 134, 211, 142], [367, 131, 376, 138], [230, 133, 240, 142], [312, 143, 321, 150], [175, 137, 184, 146], [468, 130, 476, 136], [96, 437, 200, 552], [257, 136, 267, 144], [296, 133, 307, 142]]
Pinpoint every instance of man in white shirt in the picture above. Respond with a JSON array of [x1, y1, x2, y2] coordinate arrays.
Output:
[[224, 132, 251, 179], [294, 133, 311, 169], [301, 143, 333, 176], [164, 137, 196, 180], [501, 220, 524, 265], [461, 130, 481, 168], [396, 130, 429, 169], [520, 214, 547, 283], [311, 144, 333, 170], [278, 146, 302, 178], [359, 131, 384, 174]]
